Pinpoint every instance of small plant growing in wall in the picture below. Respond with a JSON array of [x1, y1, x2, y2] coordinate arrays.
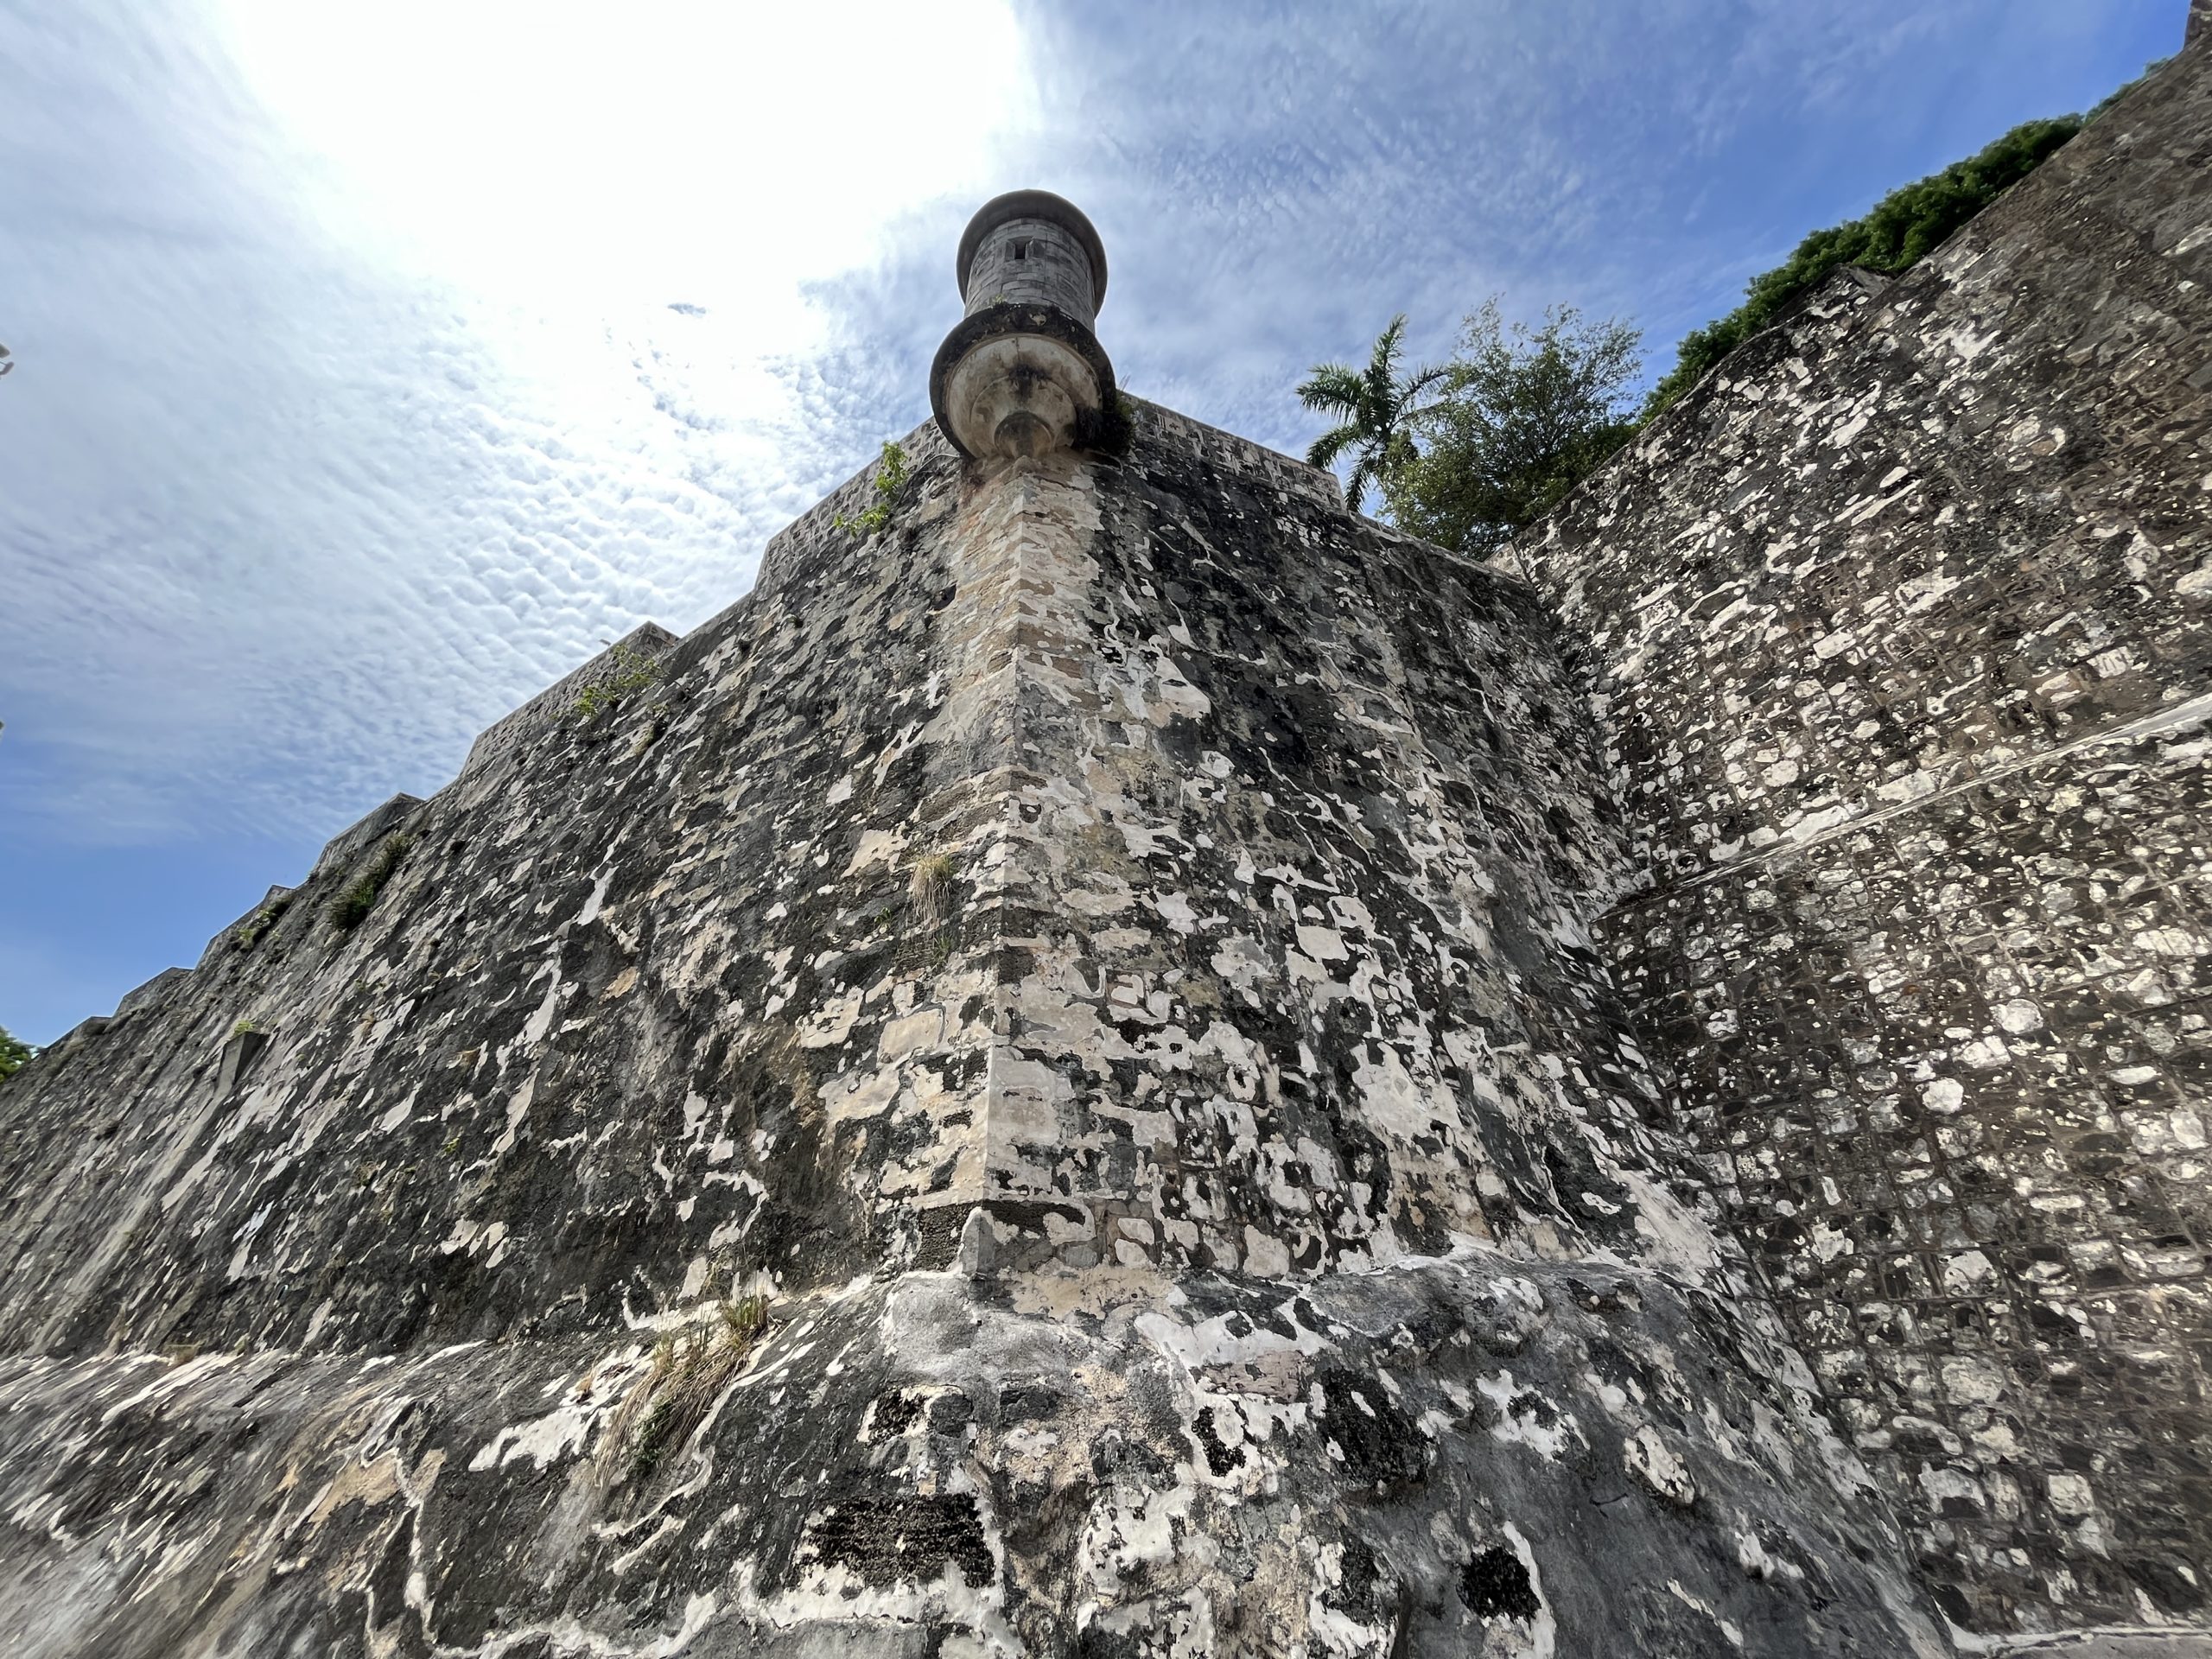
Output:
[[1076, 391, 1136, 456], [326, 834, 413, 931], [906, 852, 957, 922], [905, 852, 963, 969], [572, 642, 664, 722], [230, 893, 293, 952], [832, 440, 911, 538], [718, 1292, 769, 1344], [625, 1294, 773, 1483]]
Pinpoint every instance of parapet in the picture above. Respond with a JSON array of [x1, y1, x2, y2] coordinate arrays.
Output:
[[113, 966, 190, 1020], [454, 622, 679, 789], [308, 791, 425, 884]]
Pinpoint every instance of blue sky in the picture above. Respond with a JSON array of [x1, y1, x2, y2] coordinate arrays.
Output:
[[0, 0, 2185, 1045]]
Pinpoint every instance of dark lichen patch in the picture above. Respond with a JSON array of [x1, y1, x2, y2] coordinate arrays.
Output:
[[995, 1376, 1066, 1426], [866, 1389, 922, 1442], [1192, 1405, 1243, 1476], [1314, 1367, 1426, 1496], [1459, 1544, 1540, 1621], [1583, 1336, 1652, 1400], [1320, 1529, 1393, 1624], [803, 1491, 994, 1590]]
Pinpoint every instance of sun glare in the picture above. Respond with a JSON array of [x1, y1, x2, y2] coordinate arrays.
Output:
[[213, 0, 1034, 328]]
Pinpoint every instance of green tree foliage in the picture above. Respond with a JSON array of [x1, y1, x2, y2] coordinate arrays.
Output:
[[1384, 302, 1643, 558], [1642, 116, 2082, 419], [1305, 87, 2128, 555], [0, 1025, 35, 1080], [1298, 315, 1445, 512]]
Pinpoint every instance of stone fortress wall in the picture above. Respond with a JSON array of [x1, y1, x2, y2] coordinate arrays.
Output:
[[5, 407, 1760, 1344], [1512, 29, 2212, 1637], [0, 31, 2208, 1659], [0, 386, 1960, 1656]]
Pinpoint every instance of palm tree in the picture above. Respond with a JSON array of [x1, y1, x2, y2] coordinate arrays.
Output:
[[1298, 315, 1444, 512]]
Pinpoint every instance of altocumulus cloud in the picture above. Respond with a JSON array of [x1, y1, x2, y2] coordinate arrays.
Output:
[[0, 0, 2178, 1040], [1, 0, 1032, 849]]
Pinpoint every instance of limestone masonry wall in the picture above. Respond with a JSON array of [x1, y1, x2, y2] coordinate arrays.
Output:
[[0, 403, 1947, 1655], [1516, 39, 2212, 1638]]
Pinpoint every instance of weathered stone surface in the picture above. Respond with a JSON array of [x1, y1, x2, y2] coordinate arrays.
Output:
[[1514, 36, 2212, 1643], [0, 1260, 1937, 1657], [0, 398, 1942, 1653]]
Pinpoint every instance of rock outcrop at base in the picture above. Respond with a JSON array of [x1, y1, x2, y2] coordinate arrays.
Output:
[[1, 1260, 1943, 1657]]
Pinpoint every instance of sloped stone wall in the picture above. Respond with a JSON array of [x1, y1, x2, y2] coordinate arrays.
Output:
[[1516, 41, 2212, 1638], [0, 401, 1947, 1653], [0, 404, 1737, 1356], [957, 403, 1725, 1281]]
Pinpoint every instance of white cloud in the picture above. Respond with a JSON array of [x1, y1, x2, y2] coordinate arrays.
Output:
[[0, 0, 1036, 844]]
